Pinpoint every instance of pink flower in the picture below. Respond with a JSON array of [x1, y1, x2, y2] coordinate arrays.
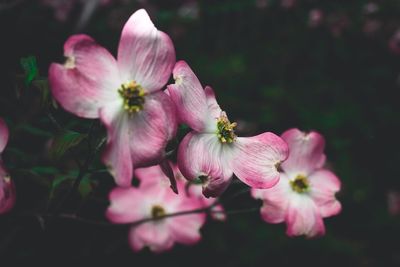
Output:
[[49, 9, 177, 187], [389, 29, 400, 55], [252, 128, 341, 238], [171, 162, 226, 221], [106, 164, 206, 253], [308, 9, 324, 28], [0, 118, 16, 214], [167, 61, 288, 197]]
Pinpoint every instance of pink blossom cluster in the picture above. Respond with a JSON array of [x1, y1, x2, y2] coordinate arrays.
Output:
[[46, 9, 342, 252]]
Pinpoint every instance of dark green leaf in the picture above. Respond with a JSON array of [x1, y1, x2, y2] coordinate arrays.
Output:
[[20, 56, 39, 86], [49, 130, 87, 160]]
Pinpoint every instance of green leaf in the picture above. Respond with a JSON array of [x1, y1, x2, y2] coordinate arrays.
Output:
[[32, 79, 50, 106], [49, 130, 87, 160], [31, 166, 59, 175], [20, 56, 39, 86], [78, 176, 95, 198]]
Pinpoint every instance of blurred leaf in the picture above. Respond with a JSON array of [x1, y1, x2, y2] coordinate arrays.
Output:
[[31, 166, 59, 175], [49, 130, 87, 160], [17, 124, 52, 138], [78, 176, 94, 198], [32, 79, 50, 106], [20, 56, 39, 86]]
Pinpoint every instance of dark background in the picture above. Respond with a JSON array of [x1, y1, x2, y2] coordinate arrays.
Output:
[[1, 0, 400, 266]]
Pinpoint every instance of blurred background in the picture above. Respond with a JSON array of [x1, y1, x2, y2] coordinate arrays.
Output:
[[1, 0, 400, 266]]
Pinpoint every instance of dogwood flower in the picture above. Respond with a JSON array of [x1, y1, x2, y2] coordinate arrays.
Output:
[[49, 9, 177, 187], [106, 164, 206, 253], [167, 61, 288, 197], [252, 128, 342, 238], [0, 118, 16, 214]]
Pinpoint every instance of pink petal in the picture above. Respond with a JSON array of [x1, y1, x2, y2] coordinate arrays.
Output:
[[281, 128, 326, 176], [101, 92, 176, 187], [0, 118, 9, 153], [0, 163, 16, 214], [204, 86, 222, 120], [167, 214, 205, 245], [118, 9, 175, 93], [129, 222, 174, 252], [309, 169, 342, 217], [167, 61, 209, 132], [285, 195, 325, 238], [129, 91, 177, 168], [253, 173, 292, 224], [100, 103, 133, 187], [49, 34, 120, 118], [134, 164, 172, 191], [210, 204, 226, 221], [233, 132, 289, 189], [106, 187, 143, 223], [178, 132, 235, 197]]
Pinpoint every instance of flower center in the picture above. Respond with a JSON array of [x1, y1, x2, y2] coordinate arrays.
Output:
[[290, 174, 310, 193], [217, 114, 237, 143], [118, 81, 146, 114], [151, 205, 166, 220]]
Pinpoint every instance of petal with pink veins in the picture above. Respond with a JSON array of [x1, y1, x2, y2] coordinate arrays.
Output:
[[285, 195, 325, 238], [281, 128, 326, 176], [178, 132, 235, 197], [233, 132, 289, 189], [118, 9, 175, 92], [204, 86, 222, 120], [128, 91, 177, 168], [49, 34, 120, 118], [100, 102, 133, 187], [309, 169, 342, 217], [168, 214, 205, 245], [167, 60, 209, 132], [0, 118, 9, 153]]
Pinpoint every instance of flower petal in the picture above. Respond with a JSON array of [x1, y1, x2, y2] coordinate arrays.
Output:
[[167, 214, 205, 245], [0, 163, 16, 214], [233, 132, 289, 189], [281, 128, 326, 176], [106, 187, 143, 223], [285, 195, 325, 238], [118, 9, 175, 92], [309, 169, 342, 217], [129, 91, 177, 168], [129, 222, 174, 253], [204, 86, 222, 120], [49, 34, 120, 118], [178, 132, 235, 197], [100, 102, 133, 187], [0, 118, 9, 154], [167, 61, 209, 132]]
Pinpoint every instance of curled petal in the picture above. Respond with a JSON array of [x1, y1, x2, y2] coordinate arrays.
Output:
[[106, 187, 143, 223], [309, 170, 342, 217], [118, 9, 175, 92], [100, 102, 133, 187], [281, 128, 326, 176], [167, 61, 208, 131], [178, 132, 235, 197], [233, 132, 289, 189], [0, 118, 9, 153], [204, 86, 222, 120], [49, 34, 120, 118], [285, 195, 325, 238]]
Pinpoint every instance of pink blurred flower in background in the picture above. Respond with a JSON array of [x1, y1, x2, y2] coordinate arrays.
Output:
[[389, 29, 400, 55], [308, 9, 324, 28], [387, 191, 400, 216], [49, 9, 177, 187], [281, 0, 296, 9], [106, 164, 207, 252], [167, 61, 288, 197], [0, 118, 16, 214], [252, 128, 341, 238]]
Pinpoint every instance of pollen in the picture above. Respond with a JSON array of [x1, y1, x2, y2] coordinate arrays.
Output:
[[151, 205, 166, 220], [216, 113, 237, 143], [290, 174, 310, 193], [118, 81, 146, 114]]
